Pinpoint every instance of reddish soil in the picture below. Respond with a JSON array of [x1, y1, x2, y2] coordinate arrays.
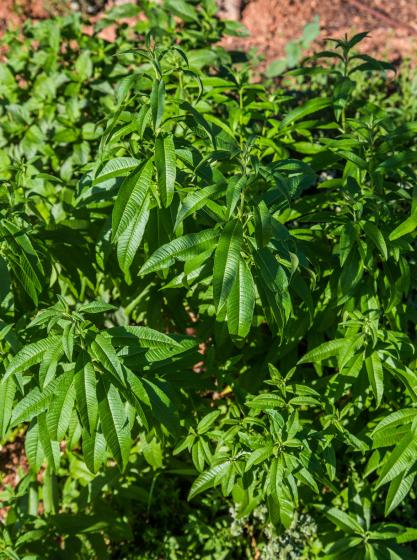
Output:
[[222, 0, 417, 65], [0, 436, 28, 520]]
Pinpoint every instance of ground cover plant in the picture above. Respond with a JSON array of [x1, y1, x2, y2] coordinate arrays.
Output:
[[1, 1, 417, 558]]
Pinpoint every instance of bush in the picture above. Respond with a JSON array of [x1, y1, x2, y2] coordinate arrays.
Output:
[[1, 2, 417, 558]]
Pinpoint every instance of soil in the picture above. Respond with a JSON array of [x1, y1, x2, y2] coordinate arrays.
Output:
[[0, 436, 28, 520], [230, 0, 417, 65]]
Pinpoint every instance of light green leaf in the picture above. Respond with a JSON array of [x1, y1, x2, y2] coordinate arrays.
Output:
[[38, 413, 60, 471], [109, 325, 181, 348], [112, 160, 152, 242], [365, 351, 384, 407], [97, 379, 131, 470], [362, 222, 388, 260], [389, 215, 417, 241], [25, 420, 45, 471], [93, 157, 140, 185], [188, 461, 231, 500], [227, 258, 255, 339], [174, 183, 223, 230], [82, 429, 107, 474], [78, 301, 117, 314], [139, 229, 220, 275], [213, 220, 243, 312], [321, 507, 365, 534], [377, 430, 417, 488], [197, 411, 221, 435], [372, 408, 417, 439], [10, 380, 57, 427], [89, 333, 124, 385], [155, 134, 176, 207], [117, 196, 150, 277], [47, 372, 75, 440], [75, 356, 98, 435], [4, 336, 61, 381], [0, 377, 16, 438], [150, 79, 165, 130], [298, 338, 355, 364], [385, 470, 416, 516], [226, 176, 246, 219], [281, 97, 331, 128]]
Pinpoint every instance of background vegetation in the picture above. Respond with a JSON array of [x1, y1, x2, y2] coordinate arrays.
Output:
[[1, 1, 417, 558]]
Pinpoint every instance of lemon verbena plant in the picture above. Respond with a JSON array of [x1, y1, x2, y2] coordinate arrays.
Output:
[[1, 3, 417, 558]]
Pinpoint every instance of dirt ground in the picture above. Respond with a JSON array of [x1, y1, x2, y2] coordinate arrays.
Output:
[[0, 0, 416, 64], [233, 0, 417, 64]]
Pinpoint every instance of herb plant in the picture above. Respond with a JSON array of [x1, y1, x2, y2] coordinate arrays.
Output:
[[1, 2, 417, 558]]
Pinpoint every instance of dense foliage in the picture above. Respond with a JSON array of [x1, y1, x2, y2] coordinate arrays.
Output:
[[2, 2, 417, 558]]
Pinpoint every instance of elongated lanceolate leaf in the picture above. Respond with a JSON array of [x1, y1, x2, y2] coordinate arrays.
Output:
[[139, 229, 220, 275], [366, 351, 384, 407], [112, 160, 152, 242], [213, 220, 243, 311], [227, 258, 255, 339], [108, 325, 181, 348], [174, 183, 223, 230], [93, 157, 140, 185], [117, 196, 150, 277], [5, 336, 61, 381], [155, 134, 176, 207], [97, 379, 131, 470], [188, 461, 231, 500], [89, 334, 125, 385]]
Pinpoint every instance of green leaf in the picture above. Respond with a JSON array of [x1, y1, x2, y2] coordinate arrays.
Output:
[[197, 411, 221, 435], [246, 446, 273, 470], [47, 372, 75, 440], [89, 333, 125, 385], [10, 381, 57, 427], [78, 301, 117, 314], [75, 355, 98, 435], [213, 220, 243, 312], [254, 201, 273, 248], [93, 157, 140, 185], [376, 430, 417, 488], [372, 409, 417, 439], [227, 258, 255, 339], [117, 195, 150, 277], [139, 229, 220, 275], [298, 338, 355, 364], [389, 215, 417, 241], [25, 420, 45, 471], [112, 160, 152, 242], [226, 176, 246, 220], [97, 379, 131, 471], [385, 470, 416, 516], [167, 0, 198, 21], [155, 134, 176, 207], [321, 507, 365, 534], [0, 377, 16, 438], [82, 430, 107, 474], [362, 222, 388, 260], [174, 183, 223, 230], [365, 351, 384, 407], [281, 97, 331, 128], [150, 79, 165, 130], [188, 461, 231, 500], [109, 325, 181, 348], [4, 336, 61, 381], [38, 413, 60, 471]]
